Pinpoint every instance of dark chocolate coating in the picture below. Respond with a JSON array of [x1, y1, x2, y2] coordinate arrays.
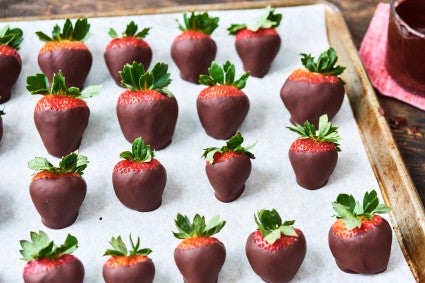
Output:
[[0, 54, 21, 103], [205, 154, 251, 202], [174, 241, 226, 283], [235, 33, 281, 78], [280, 79, 345, 127], [38, 48, 92, 89], [245, 231, 307, 283], [197, 95, 249, 140], [23, 256, 84, 283], [0, 115, 3, 141], [34, 107, 90, 157], [29, 175, 87, 229], [117, 97, 178, 150], [104, 45, 152, 86], [103, 258, 155, 283], [328, 218, 392, 274], [112, 163, 166, 212], [171, 37, 217, 84], [288, 149, 338, 190]]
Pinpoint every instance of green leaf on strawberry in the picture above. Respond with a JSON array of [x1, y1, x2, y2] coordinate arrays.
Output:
[[20, 230, 78, 261], [199, 61, 250, 89], [228, 5, 282, 34], [36, 18, 90, 42], [254, 209, 297, 244], [119, 137, 154, 163], [177, 11, 219, 35], [173, 213, 226, 239], [300, 47, 346, 79], [28, 150, 89, 176], [287, 114, 341, 151], [202, 132, 255, 164], [119, 61, 173, 97], [0, 25, 23, 49], [0, 108, 5, 116], [104, 235, 152, 257], [26, 71, 101, 98], [108, 21, 150, 39], [332, 190, 392, 230]]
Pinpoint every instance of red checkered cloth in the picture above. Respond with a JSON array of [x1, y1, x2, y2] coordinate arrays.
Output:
[[359, 3, 425, 110]]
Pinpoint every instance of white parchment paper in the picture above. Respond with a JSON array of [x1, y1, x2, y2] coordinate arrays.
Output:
[[0, 4, 414, 282]]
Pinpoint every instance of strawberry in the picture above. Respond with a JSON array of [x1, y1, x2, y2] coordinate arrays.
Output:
[[280, 47, 346, 127], [27, 72, 101, 157], [228, 6, 282, 78], [20, 231, 84, 283], [246, 209, 306, 283], [0, 25, 23, 103], [112, 137, 166, 212], [104, 21, 152, 85], [103, 235, 155, 283], [0, 108, 4, 141], [173, 213, 226, 283], [116, 61, 178, 149], [202, 132, 255, 202], [36, 18, 92, 89], [328, 190, 392, 274], [171, 11, 219, 83], [28, 151, 88, 229], [287, 114, 341, 190], [197, 60, 250, 139]]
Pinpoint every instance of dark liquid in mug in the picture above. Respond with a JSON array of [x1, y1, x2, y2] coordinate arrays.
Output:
[[396, 0, 425, 33], [386, 0, 425, 92]]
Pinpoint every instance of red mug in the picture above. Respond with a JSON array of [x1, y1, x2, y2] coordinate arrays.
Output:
[[385, 0, 425, 93]]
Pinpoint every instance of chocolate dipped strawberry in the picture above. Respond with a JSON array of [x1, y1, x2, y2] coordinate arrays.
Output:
[[105, 21, 152, 85], [28, 151, 88, 229], [173, 213, 226, 283], [246, 209, 306, 283], [197, 60, 250, 139], [117, 62, 178, 149], [329, 190, 392, 274], [36, 18, 92, 89], [27, 72, 101, 157], [228, 6, 282, 78], [20, 231, 84, 283], [171, 11, 219, 83], [280, 47, 346, 127], [287, 114, 341, 190], [0, 25, 23, 103], [112, 137, 166, 212], [202, 132, 255, 202], [103, 235, 155, 283]]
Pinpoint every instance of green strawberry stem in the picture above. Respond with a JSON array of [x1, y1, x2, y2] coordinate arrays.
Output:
[[254, 209, 297, 244], [119, 61, 174, 97], [0, 108, 5, 116], [0, 25, 23, 49], [103, 235, 152, 257], [177, 11, 219, 35], [173, 213, 226, 239], [36, 18, 90, 42], [119, 137, 154, 163], [228, 5, 282, 34], [28, 150, 89, 176], [20, 230, 78, 261], [287, 114, 341, 151], [202, 132, 255, 164], [26, 71, 101, 98], [332, 190, 392, 230], [199, 60, 249, 89], [108, 21, 150, 39], [300, 47, 346, 78]]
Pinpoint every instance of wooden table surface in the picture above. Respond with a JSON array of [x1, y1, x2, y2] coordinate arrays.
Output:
[[1, 0, 424, 205]]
